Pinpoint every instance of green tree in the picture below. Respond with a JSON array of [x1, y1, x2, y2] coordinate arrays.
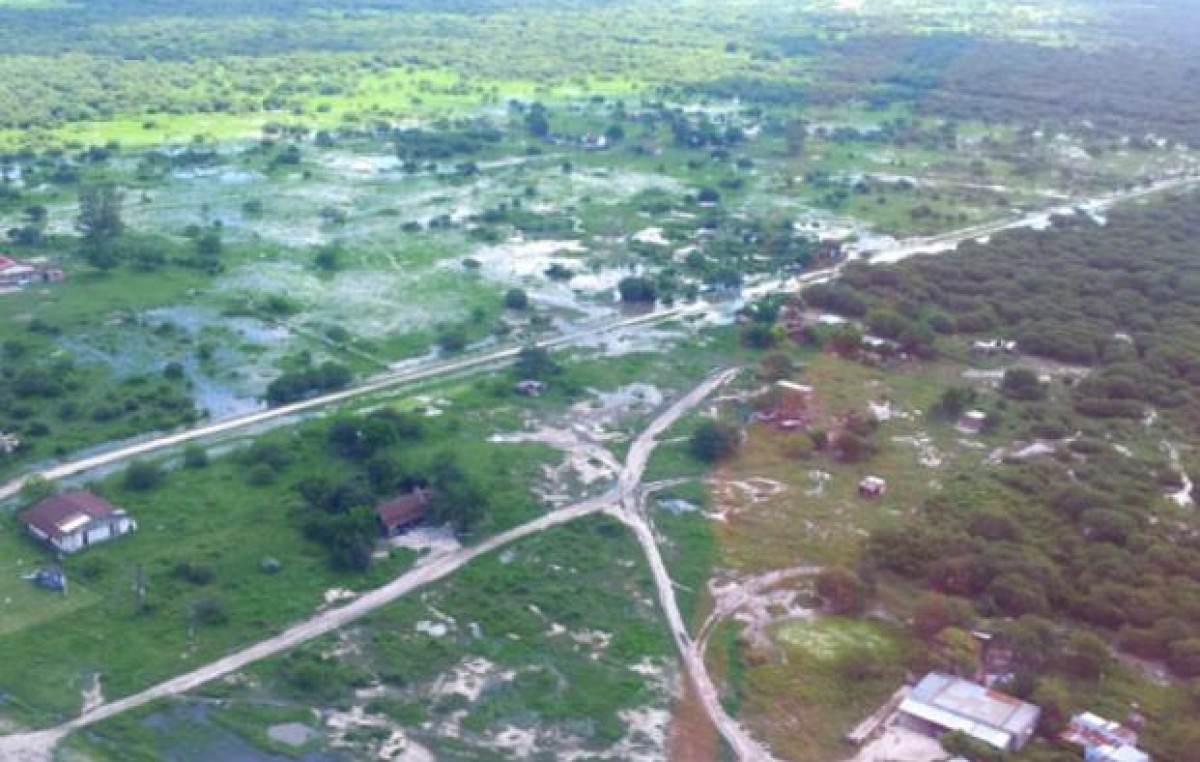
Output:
[[932, 627, 982, 677], [815, 568, 865, 614], [1061, 631, 1112, 680], [1001, 368, 1046, 401], [1169, 638, 1200, 678], [829, 325, 863, 355], [196, 227, 222, 258], [1031, 677, 1072, 738], [740, 323, 776, 349], [504, 288, 529, 310], [183, 444, 209, 469], [936, 386, 976, 418], [689, 420, 740, 463], [314, 245, 341, 272], [124, 460, 164, 491], [617, 276, 657, 304], [19, 475, 57, 504], [76, 184, 125, 269], [525, 104, 550, 138], [514, 346, 561, 381], [913, 594, 975, 640]]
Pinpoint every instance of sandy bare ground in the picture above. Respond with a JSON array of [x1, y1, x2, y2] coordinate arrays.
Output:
[[0, 370, 738, 762], [607, 367, 785, 762], [698, 567, 822, 653]]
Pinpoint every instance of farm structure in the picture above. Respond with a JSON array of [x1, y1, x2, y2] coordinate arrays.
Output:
[[956, 410, 988, 435], [0, 255, 64, 290], [1062, 713, 1151, 762], [895, 672, 1040, 752], [19, 491, 137, 554], [376, 488, 433, 536], [774, 380, 814, 430], [858, 476, 888, 498]]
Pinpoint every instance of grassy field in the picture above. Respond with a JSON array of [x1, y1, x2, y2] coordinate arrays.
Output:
[[0, 377, 557, 725], [0, 526, 100, 639], [743, 616, 915, 762], [68, 515, 679, 760]]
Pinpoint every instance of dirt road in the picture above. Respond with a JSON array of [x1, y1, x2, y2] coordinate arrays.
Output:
[[0, 370, 737, 762], [602, 366, 784, 762]]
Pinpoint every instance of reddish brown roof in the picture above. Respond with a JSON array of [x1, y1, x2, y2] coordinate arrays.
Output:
[[376, 488, 432, 531], [19, 491, 118, 539]]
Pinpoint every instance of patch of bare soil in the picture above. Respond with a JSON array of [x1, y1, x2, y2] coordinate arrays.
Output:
[[667, 673, 721, 762]]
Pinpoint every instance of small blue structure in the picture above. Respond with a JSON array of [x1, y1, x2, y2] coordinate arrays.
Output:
[[27, 567, 66, 592]]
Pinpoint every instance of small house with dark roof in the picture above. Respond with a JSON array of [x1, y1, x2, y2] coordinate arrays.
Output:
[[19, 491, 136, 554], [376, 488, 433, 536]]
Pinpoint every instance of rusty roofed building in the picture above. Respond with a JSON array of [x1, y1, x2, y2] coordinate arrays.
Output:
[[376, 487, 433, 536], [19, 491, 137, 554]]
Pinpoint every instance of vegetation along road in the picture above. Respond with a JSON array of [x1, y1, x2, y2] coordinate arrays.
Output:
[[3, 172, 1193, 507], [0, 370, 742, 762], [0, 303, 692, 503]]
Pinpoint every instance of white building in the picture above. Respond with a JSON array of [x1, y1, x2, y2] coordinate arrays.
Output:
[[19, 491, 137, 554], [896, 673, 1041, 752], [1063, 712, 1151, 762]]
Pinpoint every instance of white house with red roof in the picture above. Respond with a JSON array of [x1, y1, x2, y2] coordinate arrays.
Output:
[[19, 491, 137, 554]]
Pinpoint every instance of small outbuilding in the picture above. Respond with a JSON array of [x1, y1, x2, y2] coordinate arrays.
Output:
[[858, 476, 887, 499], [956, 410, 988, 435], [376, 488, 433, 536], [515, 379, 548, 397], [1062, 713, 1151, 762], [19, 491, 136, 554]]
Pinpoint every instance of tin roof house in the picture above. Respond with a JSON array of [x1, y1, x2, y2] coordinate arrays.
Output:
[[896, 672, 1041, 752]]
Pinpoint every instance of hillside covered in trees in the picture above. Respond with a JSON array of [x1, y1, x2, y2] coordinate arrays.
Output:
[[804, 193, 1200, 758], [830, 192, 1200, 432]]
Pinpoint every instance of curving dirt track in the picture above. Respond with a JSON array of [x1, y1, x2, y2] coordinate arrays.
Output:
[[0, 370, 741, 762]]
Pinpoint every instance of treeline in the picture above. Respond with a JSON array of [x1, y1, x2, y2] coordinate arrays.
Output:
[[264, 361, 352, 406], [866, 437, 1200, 757], [781, 31, 1200, 145], [819, 192, 1200, 430]]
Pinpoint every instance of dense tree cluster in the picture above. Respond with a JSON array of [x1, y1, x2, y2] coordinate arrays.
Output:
[[830, 193, 1200, 429], [264, 361, 352, 405]]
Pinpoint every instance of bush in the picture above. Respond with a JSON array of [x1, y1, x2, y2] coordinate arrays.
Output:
[[617, 276, 657, 304], [247, 463, 278, 486], [1169, 639, 1200, 678], [124, 460, 164, 491], [503, 288, 529, 310], [191, 597, 229, 627], [1001, 368, 1046, 401], [689, 420, 740, 463], [172, 561, 215, 586], [183, 444, 209, 469]]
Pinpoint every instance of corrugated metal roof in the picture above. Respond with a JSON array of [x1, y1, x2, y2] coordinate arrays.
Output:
[[900, 673, 1040, 751], [899, 698, 1014, 750]]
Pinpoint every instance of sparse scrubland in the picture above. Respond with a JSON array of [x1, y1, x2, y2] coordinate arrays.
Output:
[[1, 0, 1200, 760]]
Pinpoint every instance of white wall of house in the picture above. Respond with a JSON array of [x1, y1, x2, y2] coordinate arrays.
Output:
[[43, 517, 136, 554], [54, 533, 84, 554], [85, 524, 112, 545]]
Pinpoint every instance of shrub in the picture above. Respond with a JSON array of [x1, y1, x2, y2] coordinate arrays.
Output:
[[689, 421, 740, 463], [617, 276, 657, 304], [503, 288, 529, 310], [172, 562, 215, 586], [124, 460, 164, 491], [183, 444, 209, 469]]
